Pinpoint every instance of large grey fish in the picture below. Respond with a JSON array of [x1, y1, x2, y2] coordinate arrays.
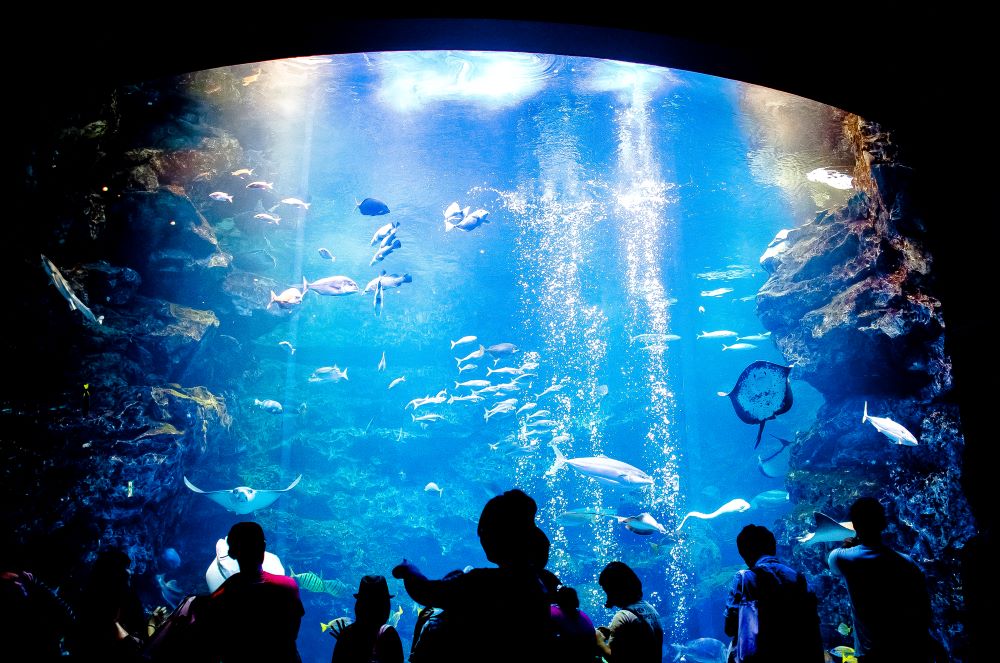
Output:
[[40, 255, 104, 325], [304, 275, 359, 296], [670, 637, 728, 663], [363, 270, 412, 293], [545, 444, 653, 489], [184, 474, 302, 515], [446, 208, 490, 232], [370, 221, 400, 246], [721, 361, 793, 449], [862, 401, 918, 446], [370, 239, 401, 265]]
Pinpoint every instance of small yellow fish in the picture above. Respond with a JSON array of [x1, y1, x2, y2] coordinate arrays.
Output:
[[387, 604, 403, 628], [829, 645, 857, 663]]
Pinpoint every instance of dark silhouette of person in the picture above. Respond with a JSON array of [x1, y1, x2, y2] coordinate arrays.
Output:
[[331, 574, 403, 663], [409, 569, 464, 663], [392, 489, 557, 663], [828, 497, 941, 662], [205, 521, 304, 663], [70, 548, 147, 662], [0, 567, 75, 661], [549, 585, 599, 663], [724, 524, 823, 663], [595, 561, 663, 663]]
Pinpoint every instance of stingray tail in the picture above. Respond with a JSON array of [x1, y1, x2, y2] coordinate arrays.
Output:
[[754, 422, 766, 449], [862, 401, 869, 424]]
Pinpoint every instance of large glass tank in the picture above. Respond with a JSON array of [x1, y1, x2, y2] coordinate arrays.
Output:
[[4, 50, 974, 661]]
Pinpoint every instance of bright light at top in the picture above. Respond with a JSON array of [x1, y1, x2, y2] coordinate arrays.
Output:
[[375, 51, 554, 111], [585, 60, 679, 99]]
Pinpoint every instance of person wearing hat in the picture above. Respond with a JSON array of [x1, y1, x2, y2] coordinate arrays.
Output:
[[595, 561, 662, 663], [205, 522, 304, 663], [391, 489, 558, 663], [330, 574, 403, 663]]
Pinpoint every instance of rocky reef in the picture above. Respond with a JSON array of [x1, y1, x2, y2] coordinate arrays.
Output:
[[758, 115, 976, 657]]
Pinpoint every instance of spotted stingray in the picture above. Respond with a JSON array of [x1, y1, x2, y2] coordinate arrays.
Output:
[[721, 361, 793, 449]]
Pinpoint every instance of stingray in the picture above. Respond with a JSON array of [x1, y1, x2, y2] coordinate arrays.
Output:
[[796, 512, 856, 546], [184, 474, 302, 514], [721, 361, 793, 449], [757, 434, 793, 478]]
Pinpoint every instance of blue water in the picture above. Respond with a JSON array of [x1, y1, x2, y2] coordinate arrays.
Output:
[[174, 52, 851, 661]]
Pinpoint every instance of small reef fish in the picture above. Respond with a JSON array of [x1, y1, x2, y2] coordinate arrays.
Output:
[[797, 512, 856, 546], [486, 343, 518, 358], [370, 221, 400, 246], [722, 343, 757, 351], [630, 333, 681, 344], [697, 330, 738, 339], [388, 376, 406, 390], [737, 332, 772, 342], [617, 512, 668, 536], [231, 168, 254, 178], [535, 383, 565, 400], [246, 181, 274, 190], [268, 281, 307, 309], [558, 506, 617, 527], [446, 208, 490, 232], [357, 197, 390, 216], [837, 623, 852, 637], [456, 345, 486, 365], [412, 413, 445, 423], [451, 335, 478, 349], [807, 167, 854, 190], [447, 394, 484, 404], [546, 444, 653, 489], [378, 352, 386, 372], [303, 275, 359, 296], [700, 287, 733, 297], [209, 191, 233, 203], [289, 568, 348, 597], [516, 402, 537, 415], [676, 498, 751, 531], [40, 255, 104, 325], [321, 617, 352, 638], [457, 363, 477, 374], [370, 239, 402, 265], [387, 605, 404, 629], [484, 401, 517, 421], [317, 248, 335, 260], [278, 341, 295, 355], [280, 197, 311, 209], [364, 271, 412, 293], [456, 379, 491, 389], [254, 212, 282, 225], [828, 645, 858, 663], [309, 365, 349, 382], [862, 401, 918, 446], [424, 482, 443, 496]]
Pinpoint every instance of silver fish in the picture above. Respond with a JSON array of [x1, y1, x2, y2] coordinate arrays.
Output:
[[209, 191, 233, 203], [700, 287, 733, 297], [280, 197, 310, 209], [697, 330, 738, 339], [40, 255, 103, 325], [309, 365, 348, 382], [455, 345, 486, 365], [450, 335, 478, 349], [254, 398, 283, 414], [545, 444, 653, 489], [722, 343, 757, 351], [370, 221, 400, 246], [255, 213, 282, 224], [245, 181, 274, 190], [388, 376, 406, 390], [862, 401, 918, 446], [304, 275, 359, 296], [412, 413, 445, 423], [370, 239, 401, 265]]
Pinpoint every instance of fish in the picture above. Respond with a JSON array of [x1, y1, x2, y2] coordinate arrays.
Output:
[[289, 568, 348, 597], [446, 208, 490, 232], [722, 343, 757, 351], [155, 573, 186, 609], [617, 512, 668, 536], [807, 167, 854, 190], [698, 305, 706, 314], [245, 181, 274, 190], [357, 197, 390, 216], [676, 498, 751, 531], [254, 398, 283, 414], [378, 352, 386, 372], [424, 482, 443, 496], [412, 413, 445, 423], [254, 212, 282, 224], [370, 239, 401, 265], [487, 366, 525, 377], [749, 490, 790, 510], [363, 270, 412, 293], [737, 332, 772, 342], [526, 419, 557, 428], [209, 191, 233, 203], [630, 333, 682, 344], [757, 434, 793, 478], [231, 168, 254, 178], [721, 361, 794, 449], [837, 623, 852, 637], [183, 474, 302, 514], [457, 363, 477, 374], [233, 249, 276, 273], [159, 547, 182, 571], [456, 345, 486, 365], [388, 376, 406, 390], [545, 444, 653, 489], [280, 197, 311, 209], [242, 69, 262, 86], [268, 280, 307, 309], [557, 506, 617, 527], [670, 637, 728, 663], [387, 605, 404, 629], [862, 401, 918, 446], [697, 330, 738, 339], [516, 403, 537, 415], [700, 287, 734, 297], [40, 255, 104, 325], [370, 221, 400, 246], [278, 341, 296, 355], [373, 279, 384, 316], [309, 365, 348, 382], [320, 617, 352, 638], [535, 383, 565, 400], [317, 248, 335, 260], [550, 434, 572, 446], [828, 645, 858, 663], [456, 379, 491, 389], [486, 343, 519, 358], [796, 512, 855, 546], [484, 401, 517, 421], [451, 335, 478, 349], [303, 275, 359, 296], [443, 202, 463, 223], [447, 394, 484, 404]]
